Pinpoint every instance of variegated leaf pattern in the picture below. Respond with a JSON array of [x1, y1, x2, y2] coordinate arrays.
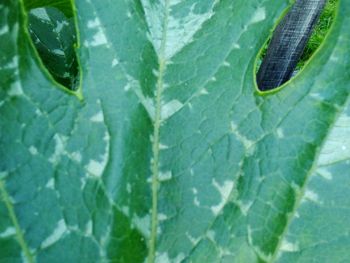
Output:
[[0, 0, 349, 263]]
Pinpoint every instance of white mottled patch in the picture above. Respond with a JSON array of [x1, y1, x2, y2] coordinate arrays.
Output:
[[199, 88, 209, 95], [85, 220, 93, 236], [276, 128, 284, 138], [8, 81, 23, 96], [207, 230, 216, 241], [235, 200, 253, 216], [45, 178, 55, 189], [132, 214, 150, 238], [0, 25, 9, 35], [99, 225, 111, 259], [4, 56, 18, 69], [87, 18, 101, 28], [155, 253, 171, 263], [52, 49, 64, 56], [158, 213, 168, 221], [161, 100, 184, 120], [111, 58, 119, 67], [86, 131, 109, 178], [194, 196, 201, 207], [303, 189, 320, 203], [127, 77, 157, 119], [126, 183, 132, 193], [330, 55, 339, 62], [231, 122, 255, 154], [250, 7, 266, 24], [54, 21, 69, 33], [211, 179, 234, 215], [159, 143, 169, 150], [70, 151, 82, 163], [155, 252, 185, 263], [41, 219, 68, 249], [124, 83, 132, 92], [232, 43, 240, 49], [158, 171, 172, 181], [90, 111, 104, 122], [86, 160, 105, 178], [152, 69, 159, 77], [280, 239, 299, 252], [31, 8, 50, 21], [158, 224, 164, 235], [49, 134, 68, 164], [35, 109, 43, 116], [143, 0, 215, 59], [223, 61, 230, 67], [310, 92, 324, 101], [146, 174, 152, 184], [192, 187, 200, 206], [317, 168, 333, 180], [85, 18, 108, 47], [80, 177, 87, 190], [68, 225, 79, 231], [29, 146, 38, 155], [0, 227, 16, 238], [318, 112, 350, 166], [186, 232, 200, 245], [89, 30, 108, 47], [121, 206, 130, 216]]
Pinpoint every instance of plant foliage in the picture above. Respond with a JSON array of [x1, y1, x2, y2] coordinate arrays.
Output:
[[0, 0, 349, 262]]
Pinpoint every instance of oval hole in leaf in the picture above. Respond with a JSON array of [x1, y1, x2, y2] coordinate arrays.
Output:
[[255, 0, 338, 92], [27, 6, 79, 90]]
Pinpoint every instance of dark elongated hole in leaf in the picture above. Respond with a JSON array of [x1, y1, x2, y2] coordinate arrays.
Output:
[[256, 0, 337, 91], [26, 5, 79, 90]]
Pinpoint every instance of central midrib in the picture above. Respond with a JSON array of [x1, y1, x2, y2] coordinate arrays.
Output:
[[148, 0, 170, 262]]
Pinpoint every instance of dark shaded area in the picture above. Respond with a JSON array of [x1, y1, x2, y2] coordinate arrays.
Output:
[[28, 7, 79, 90], [257, 0, 327, 91], [24, 0, 74, 18]]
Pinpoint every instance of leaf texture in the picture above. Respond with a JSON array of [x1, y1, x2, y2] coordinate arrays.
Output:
[[0, 0, 349, 262]]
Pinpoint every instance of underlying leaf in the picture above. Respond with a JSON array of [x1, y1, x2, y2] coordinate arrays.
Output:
[[24, 0, 73, 18], [0, 0, 349, 263], [28, 7, 78, 90]]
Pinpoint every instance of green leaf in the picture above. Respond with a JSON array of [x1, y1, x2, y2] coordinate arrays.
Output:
[[28, 7, 78, 90], [0, 0, 349, 262], [23, 0, 74, 18]]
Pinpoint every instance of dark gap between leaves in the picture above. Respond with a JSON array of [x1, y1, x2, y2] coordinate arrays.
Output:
[[256, 0, 338, 91], [26, 3, 79, 91]]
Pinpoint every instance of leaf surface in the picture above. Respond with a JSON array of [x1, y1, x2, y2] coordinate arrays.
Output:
[[0, 0, 349, 262]]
